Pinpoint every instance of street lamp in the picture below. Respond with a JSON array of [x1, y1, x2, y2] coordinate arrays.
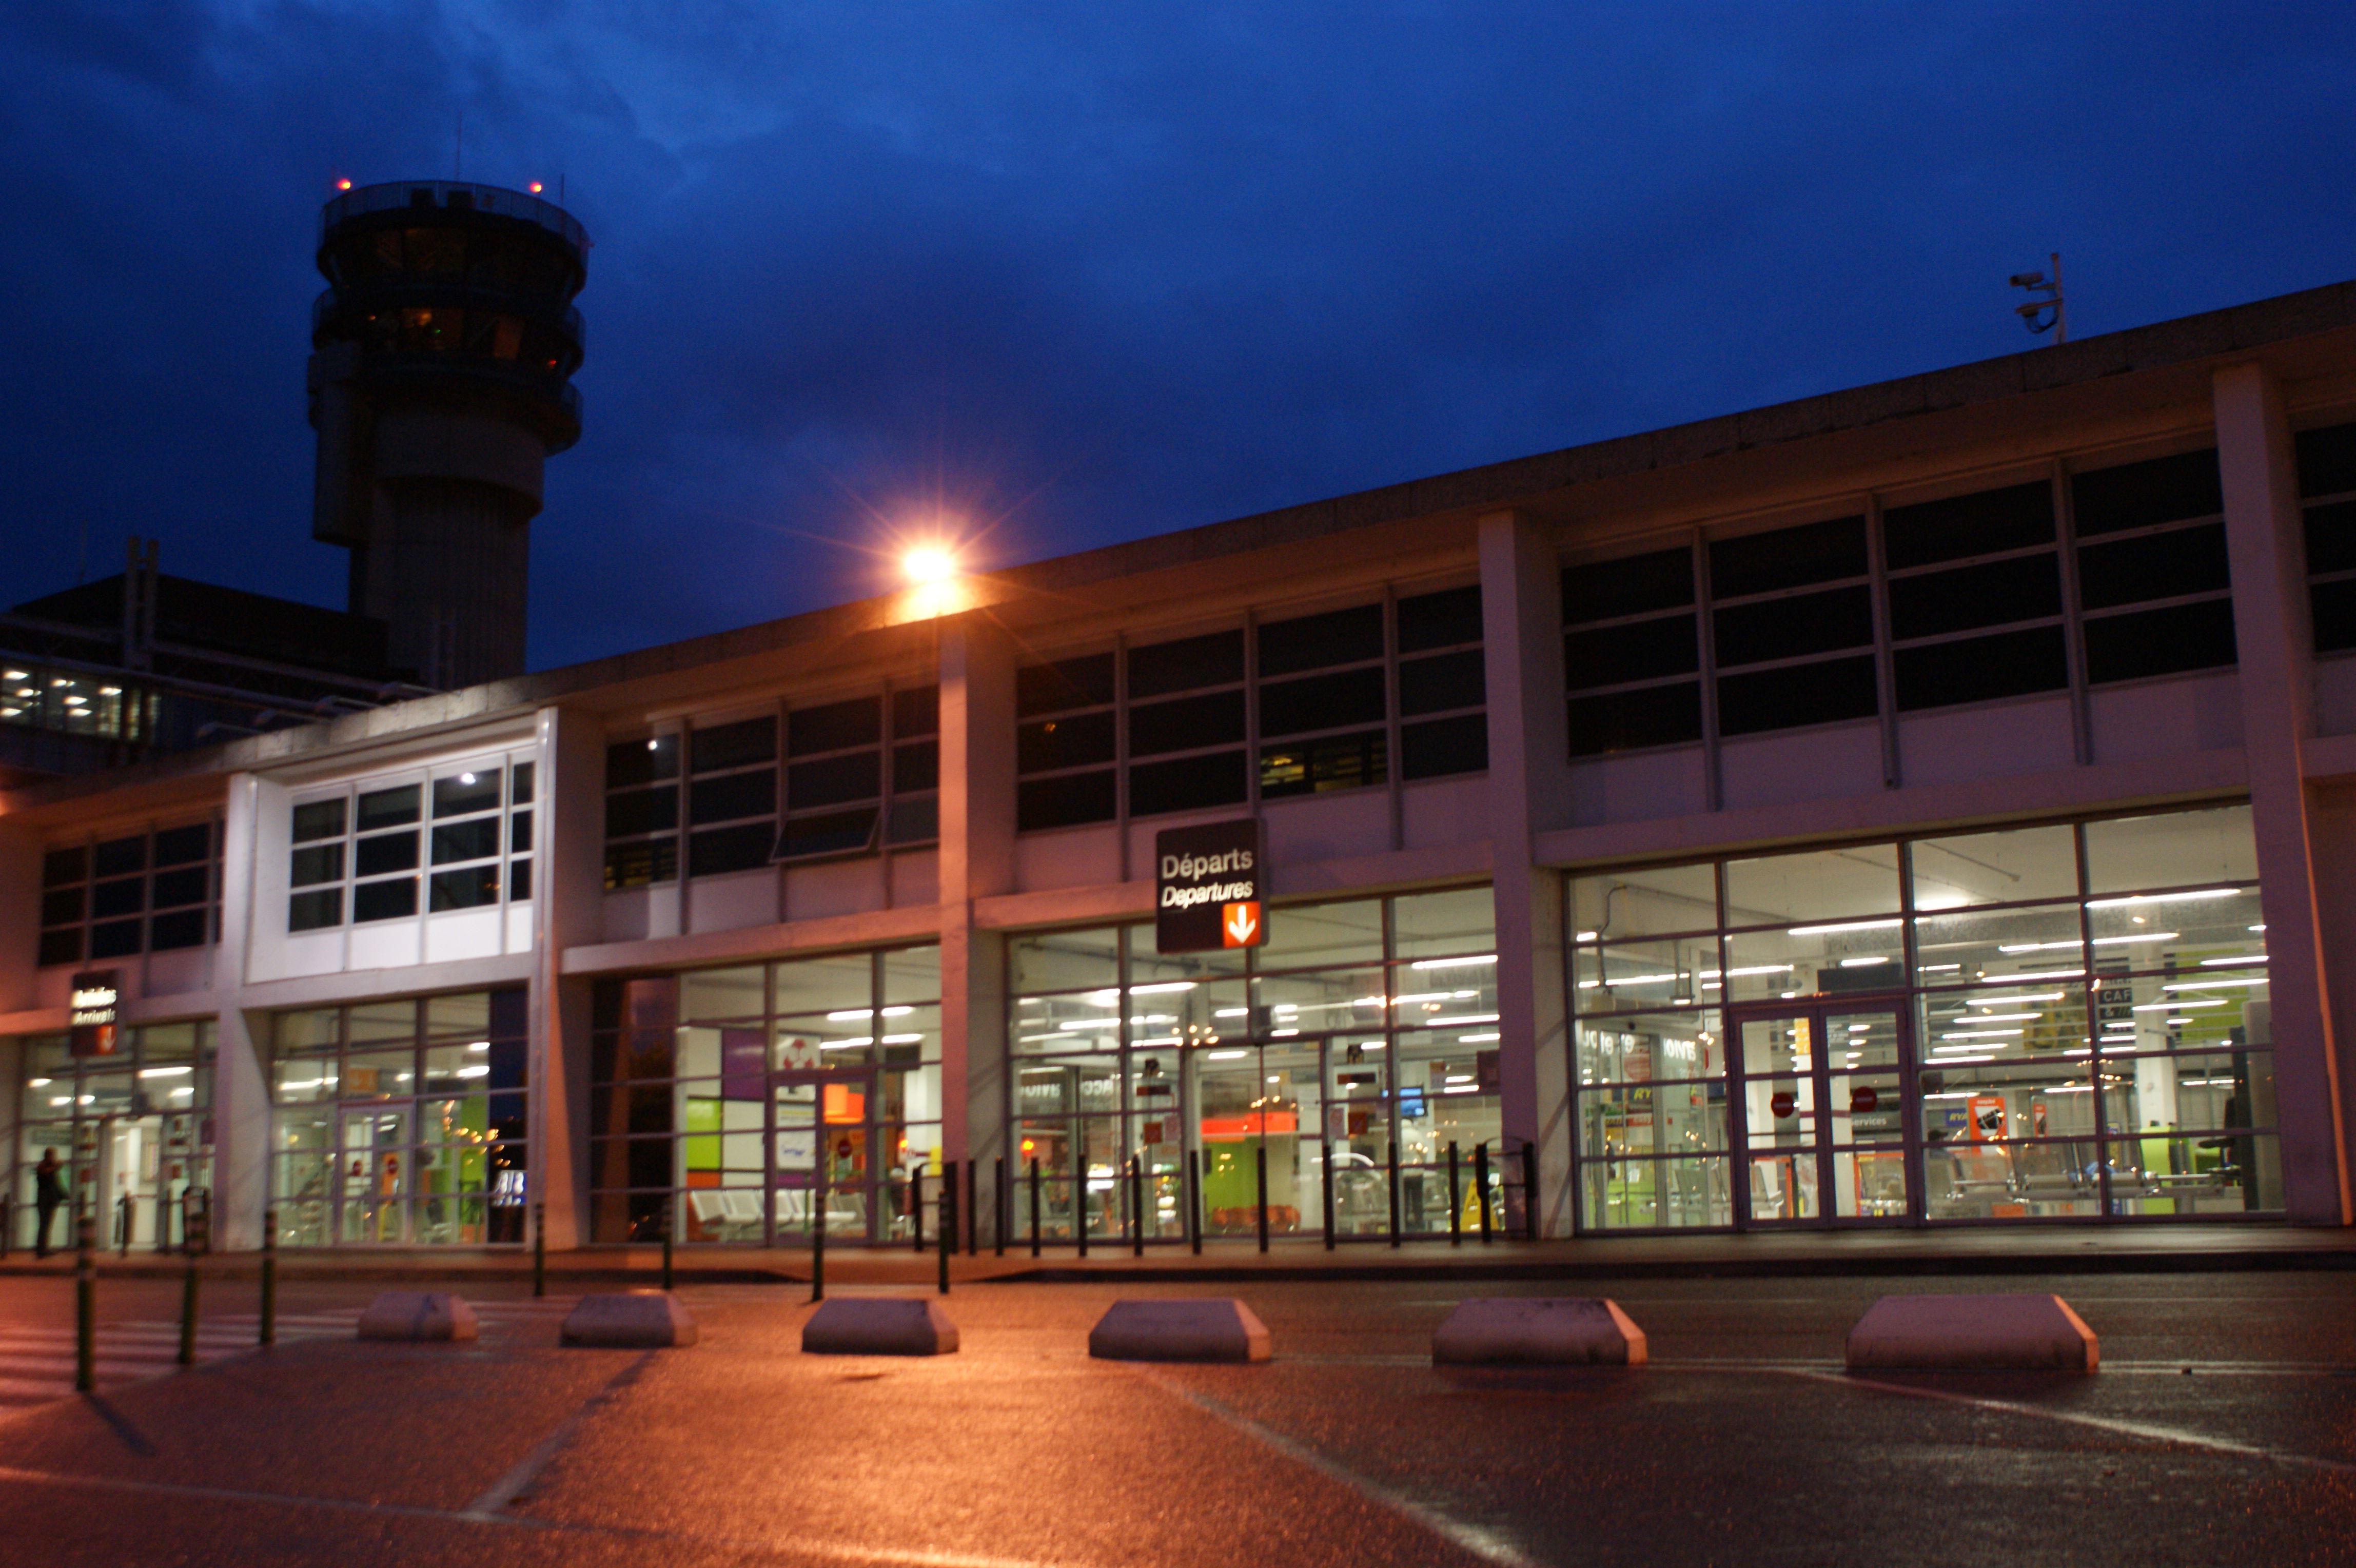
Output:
[[903, 547, 957, 586], [900, 543, 966, 620]]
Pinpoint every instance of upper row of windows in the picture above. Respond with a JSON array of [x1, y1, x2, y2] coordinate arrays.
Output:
[[1559, 447, 2236, 755], [288, 762, 534, 933], [604, 687, 939, 890], [1012, 585, 1487, 833], [37, 823, 219, 968]]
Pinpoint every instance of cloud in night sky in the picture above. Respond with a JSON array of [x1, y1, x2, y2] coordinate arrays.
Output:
[[2, 2, 2352, 670]]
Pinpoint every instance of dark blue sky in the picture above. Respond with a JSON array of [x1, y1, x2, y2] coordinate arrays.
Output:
[[4, 4, 2352, 672]]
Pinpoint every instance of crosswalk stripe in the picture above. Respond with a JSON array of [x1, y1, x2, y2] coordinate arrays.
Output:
[[0, 1298, 595, 1414]]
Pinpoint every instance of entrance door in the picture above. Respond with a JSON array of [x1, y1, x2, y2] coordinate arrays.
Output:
[[337, 1105, 409, 1243], [768, 1071, 877, 1243], [1732, 1003, 1915, 1227]]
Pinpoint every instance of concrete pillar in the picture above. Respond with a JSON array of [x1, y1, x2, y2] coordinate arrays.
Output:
[[213, 773, 269, 1250], [2214, 362, 2350, 1225], [1478, 510, 1574, 1235], [531, 704, 605, 1248], [0, 817, 38, 1016], [938, 613, 1017, 1176]]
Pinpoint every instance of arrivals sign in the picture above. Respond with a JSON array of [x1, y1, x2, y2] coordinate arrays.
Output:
[[70, 970, 120, 1057], [1154, 819, 1266, 954]]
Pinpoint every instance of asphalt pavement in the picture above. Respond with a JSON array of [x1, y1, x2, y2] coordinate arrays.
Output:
[[1, 1269, 2352, 1565]]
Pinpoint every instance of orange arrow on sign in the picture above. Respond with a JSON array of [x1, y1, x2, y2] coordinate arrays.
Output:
[[1221, 900, 1261, 947]]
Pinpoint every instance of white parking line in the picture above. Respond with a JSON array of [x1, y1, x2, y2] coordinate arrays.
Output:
[[1785, 1367, 2356, 1474], [1144, 1373, 1544, 1567]]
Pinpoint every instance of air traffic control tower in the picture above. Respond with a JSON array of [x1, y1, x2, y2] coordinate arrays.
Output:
[[308, 181, 588, 688]]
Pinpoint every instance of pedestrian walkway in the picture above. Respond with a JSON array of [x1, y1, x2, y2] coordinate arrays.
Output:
[[0, 1297, 586, 1416]]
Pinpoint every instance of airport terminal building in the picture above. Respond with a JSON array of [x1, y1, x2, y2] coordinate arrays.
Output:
[[10, 281, 2356, 1252]]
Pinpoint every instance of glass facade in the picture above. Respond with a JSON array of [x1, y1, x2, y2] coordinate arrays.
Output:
[[1008, 886, 1498, 1245], [11, 1021, 214, 1251], [269, 990, 529, 1246], [588, 946, 941, 1244], [1572, 803, 2281, 1230]]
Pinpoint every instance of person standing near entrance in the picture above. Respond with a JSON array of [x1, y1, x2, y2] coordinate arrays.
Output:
[[32, 1150, 67, 1259]]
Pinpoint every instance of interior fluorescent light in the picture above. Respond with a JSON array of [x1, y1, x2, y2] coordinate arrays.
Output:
[[2085, 888, 2241, 908]]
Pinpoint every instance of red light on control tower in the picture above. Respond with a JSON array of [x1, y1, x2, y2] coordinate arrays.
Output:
[[336, 178, 352, 191]]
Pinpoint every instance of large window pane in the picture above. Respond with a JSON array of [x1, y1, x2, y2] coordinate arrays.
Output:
[[1911, 904, 2082, 986], [1574, 936, 1721, 1011], [1256, 899, 1383, 970], [1391, 887, 1495, 962], [1576, 1011, 1722, 1087], [1573, 864, 1719, 941], [771, 954, 875, 1017], [1010, 928, 1121, 996], [1567, 682, 1702, 755], [2081, 805, 2257, 894], [1882, 481, 2053, 569], [1723, 847, 1901, 929], [1910, 824, 2079, 910]]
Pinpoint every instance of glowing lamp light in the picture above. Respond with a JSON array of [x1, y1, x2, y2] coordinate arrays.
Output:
[[336, 178, 352, 191], [528, 182, 543, 193], [903, 547, 957, 586]]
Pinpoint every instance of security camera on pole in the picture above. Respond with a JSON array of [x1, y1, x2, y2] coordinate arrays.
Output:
[[2011, 253, 2066, 343]]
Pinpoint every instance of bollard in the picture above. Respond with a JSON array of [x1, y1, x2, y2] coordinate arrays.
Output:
[[1255, 1144, 1269, 1255], [117, 1193, 131, 1258], [75, 1207, 95, 1394], [1187, 1148, 1202, 1256], [1029, 1159, 1042, 1258], [1476, 1144, 1493, 1244], [178, 1249, 199, 1367], [1321, 1141, 1335, 1251], [966, 1160, 979, 1257], [155, 1191, 170, 1255], [259, 1205, 278, 1347], [1387, 1140, 1402, 1248], [912, 1169, 926, 1255], [810, 1178, 827, 1304], [937, 1174, 954, 1296], [1077, 1167, 1089, 1259], [1129, 1157, 1144, 1257], [661, 1207, 674, 1292], [1522, 1143, 1540, 1242], [1448, 1142, 1462, 1247], [1, 1189, 9, 1261], [993, 1157, 1006, 1258], [533, 1200, 546, 1298]]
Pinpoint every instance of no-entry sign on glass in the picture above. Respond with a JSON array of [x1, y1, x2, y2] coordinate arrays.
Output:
[[1154, 819, 1266, 953]]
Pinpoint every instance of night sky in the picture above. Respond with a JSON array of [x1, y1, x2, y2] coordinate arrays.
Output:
[[4, 4, 2352, 673]]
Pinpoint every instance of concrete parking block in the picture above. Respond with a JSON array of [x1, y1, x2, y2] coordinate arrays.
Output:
[[1431, 1297, 1647, 1365], [1846, 1292, 2098, 1371], [802, 1298, 960, 1356], [560, 1290, 699, 1348], [356, 1291, 479, 1342], [1088, 1298, 1270, 1363]]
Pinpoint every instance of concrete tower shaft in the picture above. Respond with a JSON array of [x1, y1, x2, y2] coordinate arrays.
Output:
[[308, 180, 588, 688]]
